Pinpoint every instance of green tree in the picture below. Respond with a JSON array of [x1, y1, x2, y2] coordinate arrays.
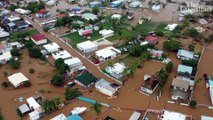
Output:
[[0, 109, 4, 120], [106, 60, 113, 67], [189, 100, 197, 108], [29, 68, 35, 74], [51, 97, 61, 110], [166, 62, 173, 73], [54, 58, 64, 68], [9, 59, 21, 69], [91, 102, 103, 116], [29, 48, 42, 58], [156, 69, 169, 87], [23, 81, 32, 87], [58, 64, 69, 74], [92, 7, 99, 15], [11, 49, 21, 57], [163, 40, 182, 52], [129, 45, 142, 57], [50, 74, 64, 86], [65, 88, 82, 100], [186, 28, 201, 38], [188, 44, 195, 52]]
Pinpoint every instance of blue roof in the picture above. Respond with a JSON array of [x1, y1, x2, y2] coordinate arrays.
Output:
[[71, 8, 81, 11], [67, 114, 83, 120], [177, 64, 193, 74]]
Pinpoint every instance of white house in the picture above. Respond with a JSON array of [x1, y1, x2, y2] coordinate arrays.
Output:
[[129, 111, 141, 120], [52, 50, 72, 60], [77, 40, 98, 53], [165, 23, 178, 31], [26, 97, 43, 113], [201, 115, 213, 120], [105, 63, 126, 79], [28, 110, 40, 120], [0, 51, 12, 64], [82, 13, 97, 21], [177, 49, 194, 60], [129, 1, 142, 8], [15, 8, 31, 15], [64, 57, 83, 71], [95, 78, 118, 97], [177, 64, 193, 75], [95, 46, 121, 62], [160, 110, 187, 120], [31, 34, 47, 45], [8, 72, 29, 88], [43, 42, 61, 53], [99, 29, 114, 37], [111, 14, 122, 20], [35, 10, 50, 18]]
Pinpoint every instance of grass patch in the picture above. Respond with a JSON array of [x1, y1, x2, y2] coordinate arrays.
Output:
[[10, 29, 39, 41], [106, 28, 136, 41], [62, 31, 102, 47], [135, 22, 157, 34], [118, 55, 138, 66]]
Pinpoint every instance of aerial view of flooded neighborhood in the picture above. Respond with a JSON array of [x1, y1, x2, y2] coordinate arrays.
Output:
[[0, 0, 212, 120]]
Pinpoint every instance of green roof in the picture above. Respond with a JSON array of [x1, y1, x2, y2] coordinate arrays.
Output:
[[75, 73, 97, 86]]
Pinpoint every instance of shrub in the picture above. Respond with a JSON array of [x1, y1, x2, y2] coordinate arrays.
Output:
[[9, 59, 21, 69], [11, 49, 21, 57], [2, 81, 9, 88], [166, 62, 173, 73], [163, 40, 182, 52], [189, 100, 197, 108], [50, 74, 64, 86], [23, 81, 32, 87], [188, 44, 195, 52], [29, 68, 35, 74], [29, 48, 42, 58], [3, 71, 8, 77]]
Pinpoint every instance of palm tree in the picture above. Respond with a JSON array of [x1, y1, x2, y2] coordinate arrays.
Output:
[[106, 60, 114, 67], [91, 102, 103, 118], [129, 64, 137, 78], [52, 97, 61, 110]]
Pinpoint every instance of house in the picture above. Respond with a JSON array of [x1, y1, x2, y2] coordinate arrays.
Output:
[[129, 111, 141, 120], [165, 23, 178, 31], [152, 4, 161, 12], [159, 110, 187, 120], [0, 42, 24, 54], [95, 78, 118, 97], [0, 51, 12, 64], [52, 50, 72, 60], [8, 72, 29, 88], [77, 40, 98, 53], [145, 35, 158, 44], [35, 10, 50, 18], [99, 29, 114, 37], [74, 73, 97, 88], [78, 29, 93, 36], [95, 46, 121, 62], [110, 0, 122, 8], [177, 49, 194, 60], [141, 75, 159, 95], [26, 97, 43, 113], [70, 8, 82, 14], [50, 113, 67, 120], [67, 114, 83, 120], [28, 110, 40, 120], [149, 49, 164, 58], [43, 42, 61, 53], [111, 14, 122, 20], [15, 8, 31, 15], [31, 34, 47, 45], [129, 1, 142, 8], [64, 57, 83, 72], [177, 64, 193, 76], [89, 1, 101, 7], [171, 78, 190, 100], [82, 13, 97, 21], [201, 115, 213, 120], [0, 30, 9, 38], [105, 63, 126, 79]]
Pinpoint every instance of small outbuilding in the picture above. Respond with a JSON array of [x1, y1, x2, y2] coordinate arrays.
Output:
[[43, 42, 61, 53], [99, 29, 114, 37], [177, 64, 193, 76], [0, 51, 12, 64], [52, 50, 72, 60], [74, 73, 97, 88], [77, 40, 98, 53], [82, 13, 97, 21], [177, 49, 194, 60], [64, 57, 83, 71]]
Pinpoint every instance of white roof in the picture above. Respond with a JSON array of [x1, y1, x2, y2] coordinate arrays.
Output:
[[140, 41, 149, 46], [210, 88, 213, 105], [160, 110, 186, 120], [43, 42, 60, 53], [26, 97, 41, 111], [95, 78, 117, 95], [77, 40, 98, 51], [64, 57, 82, 66], [8, 72, 29, 87], [111, 14, 122, 19], [165, 23, 178, 31], [82, 13, 97, 20], [95, 46, 121, 59], [202, 115, 213, 120], [0, 51, 12, 61], [28, 110, 40, 120], [15, 8, 31, 14], [108, 63, 126, 74], [177, 64, 193, 74], [7, 16, 21, 22], [18, 104, 30, 114], [99, 29, 114, 36], [129, 111, 141, 120], [50, 113, 67, 120], [129, 1, 142, 8], [177, 49, 194, 59], [52, 50, 72, 60]]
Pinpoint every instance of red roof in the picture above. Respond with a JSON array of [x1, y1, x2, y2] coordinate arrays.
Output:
[[82, 30, 92, 36], [31, 34, 47, 41], [145, 35, 158, 43], [36, 10, 49, 15]]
